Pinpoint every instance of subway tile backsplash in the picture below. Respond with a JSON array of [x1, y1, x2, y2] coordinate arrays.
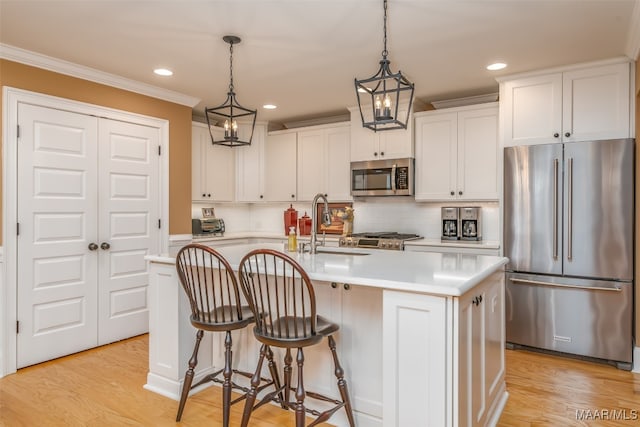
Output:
[[195, 199, 500, 242]]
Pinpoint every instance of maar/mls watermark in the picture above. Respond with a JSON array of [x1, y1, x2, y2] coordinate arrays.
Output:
[[576, 408, 639, 421]]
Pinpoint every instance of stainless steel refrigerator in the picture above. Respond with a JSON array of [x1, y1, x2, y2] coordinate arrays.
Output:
[[503, 138, 634, 369]]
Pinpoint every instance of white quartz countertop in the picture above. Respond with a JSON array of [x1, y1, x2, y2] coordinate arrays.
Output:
[[147, 243, 507, 297]]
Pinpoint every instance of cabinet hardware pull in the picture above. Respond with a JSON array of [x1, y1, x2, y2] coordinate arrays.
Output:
[[100, 242, 111, 250], [373, 152, 378, 156], [450, 191, 454, 196], [343, 283, 351, 291], [553, 133, 559, 138], [331, 282, 338, 289], [291, 194, 295, 198], [88, 243, 98, 251], [380, 151, 384, 156], [260, 195, 264, 199], [458, 191, 463, 195], [565, 132, 571, 138]]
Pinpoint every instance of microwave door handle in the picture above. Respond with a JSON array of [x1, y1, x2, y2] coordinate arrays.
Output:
[[391, 164, 397, 192]]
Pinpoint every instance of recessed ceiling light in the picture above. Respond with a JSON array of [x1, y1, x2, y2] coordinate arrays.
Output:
[[154, 68, 173, 76], [486, 62, 507, 71], [263, 104, 277, 110]]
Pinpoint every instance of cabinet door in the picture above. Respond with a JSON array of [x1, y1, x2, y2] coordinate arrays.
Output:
[[192, 124, 234, 202], [265, 132, 297, 201], [458, 284, 486, 427], [341, 285, 383, 420], [378, 105, 413, 159], [350, 108, 379, 161], [457, 107, 499, 200], [414, 112, 457, 200], [501, 73, 563, 146], [483, 274, 505, 410], [562, 62, 630, 142], [235, 123, 266, 202], [325, 126, 352, 201], [297, 129, 327, 201]]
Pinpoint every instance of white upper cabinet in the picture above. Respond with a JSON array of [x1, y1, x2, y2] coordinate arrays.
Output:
[[264, 132, 297, 202], [349, 105, 414, 161], [500, 60, 630, 146], [414, 103, 499, 201], [192, 122, 235, 202], [235, 122, 267, 202], [297, 123, 351, 202]]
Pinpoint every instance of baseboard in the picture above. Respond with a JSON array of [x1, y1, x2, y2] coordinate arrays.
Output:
[[633, 347, 640, 373]]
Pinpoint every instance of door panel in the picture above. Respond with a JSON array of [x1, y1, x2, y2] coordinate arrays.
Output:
[[17, 103, 99, 368], [503, 144, 562, 275], [98, 119, 159, 344], [562, 139, 634, 280]]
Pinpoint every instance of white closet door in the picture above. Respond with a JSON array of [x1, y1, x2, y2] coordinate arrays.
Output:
[[97, 119, 159, 344], [17, 103, 99, 368]]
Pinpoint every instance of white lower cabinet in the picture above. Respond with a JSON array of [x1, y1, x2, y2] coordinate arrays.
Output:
[[383, 270, 506, 427], [457, 271, 505, 427]]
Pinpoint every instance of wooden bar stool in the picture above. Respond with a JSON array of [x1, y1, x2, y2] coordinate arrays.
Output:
[[175, 244, 281, 426], [237, 248, 356, 427]]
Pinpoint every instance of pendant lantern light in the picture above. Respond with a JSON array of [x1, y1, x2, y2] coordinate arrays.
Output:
[[205, 35, 257, 147], [354, 0, 414, 132]]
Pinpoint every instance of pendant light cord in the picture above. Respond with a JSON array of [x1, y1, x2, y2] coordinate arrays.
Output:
[[382, 0, 388, 59]]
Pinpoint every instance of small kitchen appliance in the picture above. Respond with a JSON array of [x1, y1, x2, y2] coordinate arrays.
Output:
[[350, 158, 414, 197], [460, 207, 481, 241], [192, 217, 225, 236], [339, 232, 422, 251], [441, 207, 459, 241]]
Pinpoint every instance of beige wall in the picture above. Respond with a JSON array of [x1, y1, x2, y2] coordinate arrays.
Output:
[[0, 59, 193, 242]]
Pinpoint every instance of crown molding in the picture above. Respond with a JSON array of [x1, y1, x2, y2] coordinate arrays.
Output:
[[0, 43, 200, 107], [626, 2, 640, 60]]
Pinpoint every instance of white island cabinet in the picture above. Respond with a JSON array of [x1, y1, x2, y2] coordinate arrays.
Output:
[[145, 244, 508, 427]]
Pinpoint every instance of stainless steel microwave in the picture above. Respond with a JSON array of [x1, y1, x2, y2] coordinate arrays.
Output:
[[350, 158, 414, 196]]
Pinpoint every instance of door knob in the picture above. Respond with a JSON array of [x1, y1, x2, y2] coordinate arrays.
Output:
[[100, 242, 111, 250], [88, 243, 98, 251]]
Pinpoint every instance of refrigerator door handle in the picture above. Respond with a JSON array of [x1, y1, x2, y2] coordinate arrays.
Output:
[[508, 278, 622, 292], [553, 158, 558, 260], [567, 157, 573, 260]]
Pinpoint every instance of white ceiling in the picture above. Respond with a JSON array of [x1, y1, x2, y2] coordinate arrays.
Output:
[[1, 0, 638, 129]]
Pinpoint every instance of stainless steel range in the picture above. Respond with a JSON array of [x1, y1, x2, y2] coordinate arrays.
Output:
[[339, 232, 422, 251]]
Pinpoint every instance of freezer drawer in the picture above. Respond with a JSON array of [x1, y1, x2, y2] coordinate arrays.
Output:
[[505, 273, 632, 364]]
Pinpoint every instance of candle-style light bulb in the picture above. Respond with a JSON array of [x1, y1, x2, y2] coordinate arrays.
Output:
[[383, 94, 392, 119], [231, 119, 238, 138], [374, 95, 382, 119], [224, 120, 230, 138]]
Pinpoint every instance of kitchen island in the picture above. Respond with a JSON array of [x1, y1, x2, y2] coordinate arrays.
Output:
[[144, 243, 508, 427]]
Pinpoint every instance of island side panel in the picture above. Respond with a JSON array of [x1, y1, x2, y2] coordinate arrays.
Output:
[[383, 290, 449, 427], [145, 260, 216, 400]]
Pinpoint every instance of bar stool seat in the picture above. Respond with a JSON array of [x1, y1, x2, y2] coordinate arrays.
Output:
[[238, 248, 356, 427], [175, 244, 280, 426]]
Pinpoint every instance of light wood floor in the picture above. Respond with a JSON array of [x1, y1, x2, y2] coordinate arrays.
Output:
[[1, 334, 639, 426]]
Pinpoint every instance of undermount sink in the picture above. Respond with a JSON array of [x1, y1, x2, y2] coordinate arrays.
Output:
[[315, 249, 370, 256]]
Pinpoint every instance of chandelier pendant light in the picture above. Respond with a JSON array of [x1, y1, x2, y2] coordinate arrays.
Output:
[[205, 35, 257, 147], [354, 0, 415, 132]]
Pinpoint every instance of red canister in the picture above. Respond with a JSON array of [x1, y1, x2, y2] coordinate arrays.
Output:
[[284, 204, 298, 236], [298, 212, 312, 236]]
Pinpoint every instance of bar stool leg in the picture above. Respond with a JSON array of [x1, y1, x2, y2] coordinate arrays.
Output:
[[284, 348, 293, 406], [329, 335, 356, 427], [266, 346, 287, 409], [295, 348, 306, 427], [222, 331, 233, 427], [241, 343, 268, 427], [176, 329, 204, 421]]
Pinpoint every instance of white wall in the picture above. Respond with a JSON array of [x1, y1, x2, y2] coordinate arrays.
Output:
[[193, 199, 500, 242]]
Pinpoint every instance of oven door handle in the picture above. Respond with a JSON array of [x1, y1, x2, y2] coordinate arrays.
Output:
[[391, 164, 397, 192]]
